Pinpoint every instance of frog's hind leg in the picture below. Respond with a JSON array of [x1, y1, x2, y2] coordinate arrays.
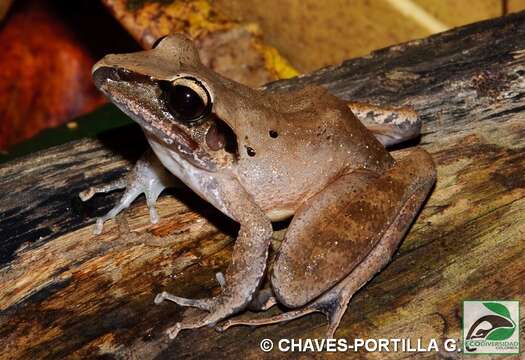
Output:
[[80, 150, 176, 234], [349, 101, 421, 147], [219, 148, 436, 337], [218, 199, 421, 337]]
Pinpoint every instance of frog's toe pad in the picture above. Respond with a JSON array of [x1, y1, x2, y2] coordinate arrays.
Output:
[[79, 188, 95, 201], [149, 207, 160, 224], [94, 218, 104, 235], [166, 323, 182, 339], [215, 272, 226, 287], [154, 292, 167, 304]]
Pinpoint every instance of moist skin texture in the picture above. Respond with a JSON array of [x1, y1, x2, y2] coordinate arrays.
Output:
[[81, 34, 436, 340]]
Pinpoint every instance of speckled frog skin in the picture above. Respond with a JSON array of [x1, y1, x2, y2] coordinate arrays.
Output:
[[81, 34, 436, 339]]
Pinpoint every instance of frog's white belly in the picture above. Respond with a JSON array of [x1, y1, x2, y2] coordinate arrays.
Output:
[[147, 137, 234, 219]]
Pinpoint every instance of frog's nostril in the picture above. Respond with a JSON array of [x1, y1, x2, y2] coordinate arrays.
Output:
[[93, 66, 156, 90], [92, 66, 119, 88], [245, 146, 256, 157]]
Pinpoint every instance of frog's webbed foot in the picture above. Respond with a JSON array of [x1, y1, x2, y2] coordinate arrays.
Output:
[[158, 288, 276, 339], [80, 150, 176, 234], [155, 180, 273, 339], [155, 274, 276, 311], [218, 276, 357, 338], [349, 101, 421, 147], [217, 226, 394, 339], [155, 293, 251, 339], [155, 262, 271, 340], [217, 255, 362, 339], [153, 273, 227, 311], [217, 293, 337, 337]]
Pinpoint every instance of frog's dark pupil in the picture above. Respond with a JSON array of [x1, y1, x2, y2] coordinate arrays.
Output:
[[168, 85, 206, 121]]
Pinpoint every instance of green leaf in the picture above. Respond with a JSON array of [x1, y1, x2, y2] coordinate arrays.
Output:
[[486, 327, 515, 341], [483, 302, 511, 319]]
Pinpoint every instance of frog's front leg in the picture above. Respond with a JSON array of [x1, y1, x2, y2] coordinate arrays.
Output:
[[219, 148, 436, 337], [155, 178, 273, 339], [80, 150, 176, 234], [349, 102, 422, 147]]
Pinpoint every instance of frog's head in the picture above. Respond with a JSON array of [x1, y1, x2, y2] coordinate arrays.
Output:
[[92, 34, 250, 171]]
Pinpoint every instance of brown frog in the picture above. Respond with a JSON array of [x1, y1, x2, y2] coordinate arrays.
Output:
[[80, 34, 436, 339]]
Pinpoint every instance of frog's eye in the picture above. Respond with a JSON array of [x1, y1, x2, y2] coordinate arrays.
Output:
[[163, 77, 212, 124]]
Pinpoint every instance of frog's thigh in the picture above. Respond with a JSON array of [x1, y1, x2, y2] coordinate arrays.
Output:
[[349, 101, 421, 147], [271, 148, 436, 309]]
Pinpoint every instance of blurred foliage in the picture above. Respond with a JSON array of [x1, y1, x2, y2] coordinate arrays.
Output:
[[0, 105, 131, 164]]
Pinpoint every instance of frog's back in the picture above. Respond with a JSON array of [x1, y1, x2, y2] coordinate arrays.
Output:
[[269, 85, 393, 171], [235, 85, 394, 219]]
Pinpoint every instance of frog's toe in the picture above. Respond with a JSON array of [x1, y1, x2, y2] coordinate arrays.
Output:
[[79, 178, 127, 202], [214, 269, 356, 336], [148, 206, 159, 224], [144, 184, 166, 224], [90, 185, 143, 234], [215, 290, 345, 337], [154, 291, 214, 311], [156, 286, 262, 339], [166, 323, 182, 339], [215, 272, 225, 287], [88, 168, 171, 234], [79, 188, 94, 202], [94, 218, 104, 235], [165, 316, 216, 340], [159, 303, 235, 339], [216, 307, 317, 332]]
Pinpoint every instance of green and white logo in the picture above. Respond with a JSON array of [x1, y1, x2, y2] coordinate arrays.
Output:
[[463, 300, 520, 355]]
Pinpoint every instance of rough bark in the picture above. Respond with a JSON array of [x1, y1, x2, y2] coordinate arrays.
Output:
[[1, 11, 524, 360]]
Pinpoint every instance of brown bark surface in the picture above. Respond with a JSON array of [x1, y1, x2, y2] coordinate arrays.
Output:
[[1, 11, 524, 360]]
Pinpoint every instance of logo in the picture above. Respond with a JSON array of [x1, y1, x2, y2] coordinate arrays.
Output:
[[463, 301, 520, 354]]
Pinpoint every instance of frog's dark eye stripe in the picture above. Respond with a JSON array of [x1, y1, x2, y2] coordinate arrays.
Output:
[[152, 35, 168, 49], [160, 77, 212, 125]]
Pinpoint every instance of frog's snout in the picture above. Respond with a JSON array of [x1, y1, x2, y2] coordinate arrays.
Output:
[[92, 65, 155, 91], [92, 66, 118, 89]]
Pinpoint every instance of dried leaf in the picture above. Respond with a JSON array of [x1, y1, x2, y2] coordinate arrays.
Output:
[[101, 0, 298, 86]]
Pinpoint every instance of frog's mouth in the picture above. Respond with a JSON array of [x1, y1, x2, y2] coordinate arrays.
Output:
[[93, 66, 237, 171]]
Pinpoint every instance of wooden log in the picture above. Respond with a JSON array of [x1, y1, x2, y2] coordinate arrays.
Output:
[[1, 11, 524, 360]]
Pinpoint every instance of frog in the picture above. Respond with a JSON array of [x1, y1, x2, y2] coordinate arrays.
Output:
[[80, 34, 436, 340]]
